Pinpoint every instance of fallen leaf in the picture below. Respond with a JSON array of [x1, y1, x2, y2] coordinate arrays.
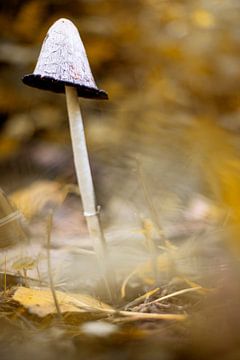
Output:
[[13, 287, 112, 317], [12, 287, 187, 322]]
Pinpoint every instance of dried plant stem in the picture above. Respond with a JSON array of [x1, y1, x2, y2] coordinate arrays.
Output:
[[4, 255, 7, 296], [121, 268, 138, 298], [142, 219, 159, 284], [113, 310, 187, 321], [136, 159, 170, 248], [23, 269, 29, 287], [47, 211, 62, 318], [146, 286, 202, 306], [124, 287, 160, 310], [0, 211, 21, 227], [65, 86, 114, 302], [72, 301, 187, 321]]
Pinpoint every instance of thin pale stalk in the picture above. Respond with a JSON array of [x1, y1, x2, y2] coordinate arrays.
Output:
[[142, 219, 159, 285], [4, 255, 7, 296], [65, 86, 114, 302]]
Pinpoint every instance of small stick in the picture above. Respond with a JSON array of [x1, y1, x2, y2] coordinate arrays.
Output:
[[23, 268, 29, 287], [4, 255, 7, 296], [46, 211, 62, 318], [124, 287, 160, 310], [113, 310, 187, 322], [36, 263, 42, 286], [142, 218, 159, 284], [146, 286, 202, 306], [136, 159, 172, 248]]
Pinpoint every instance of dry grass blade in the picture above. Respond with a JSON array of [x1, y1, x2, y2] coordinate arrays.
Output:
[[135, 158, 173, 249], [3, 256, 7, 296], [113, 310, 187, 322], [124, 287, 160, 310], [0, 189, 27, 249], [142, 219, 159, 284], [121, 253, 174, 298], [121, 268, 138, 298], [0, 211, 22, 227], [146, 286, 203, 306], [46, 211, 61, 318]]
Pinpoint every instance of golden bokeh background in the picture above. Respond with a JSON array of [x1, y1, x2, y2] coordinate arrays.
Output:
[[0, 2, 240, 359]]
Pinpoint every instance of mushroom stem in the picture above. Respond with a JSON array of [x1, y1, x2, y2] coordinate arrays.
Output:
[[65, 85, 114, 301]]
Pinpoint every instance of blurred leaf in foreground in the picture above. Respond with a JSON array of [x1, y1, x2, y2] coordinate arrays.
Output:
[[186, 119, 240, 253], [10, 181, 72, 219]]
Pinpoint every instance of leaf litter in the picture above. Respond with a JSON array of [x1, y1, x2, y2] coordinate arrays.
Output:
[[0, 185, 201, 344], [0, 172, 236, 359]]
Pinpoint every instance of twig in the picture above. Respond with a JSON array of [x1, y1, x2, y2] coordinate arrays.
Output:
[[0, 211, 22, 227], [46, 211, 62, 318], [113, 310, 187, 322], [4, 255, 7, 296], [23, 268, 29, 287], [121, 268, 138, 298], [142, 219, 159, 284], [124, 287, 160, 309], [146, 286, 203, 306], [69, 297, 187, 321], [136, 158, 169, 246]]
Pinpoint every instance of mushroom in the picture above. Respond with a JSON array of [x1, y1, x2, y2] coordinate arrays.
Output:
[[22, 18, 114, 300]]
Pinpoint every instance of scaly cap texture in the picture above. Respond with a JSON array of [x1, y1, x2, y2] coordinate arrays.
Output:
[[22, 18, 108, 99]]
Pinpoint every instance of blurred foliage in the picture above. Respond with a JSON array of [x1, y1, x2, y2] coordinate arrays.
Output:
[[0, 0, 240, 274]]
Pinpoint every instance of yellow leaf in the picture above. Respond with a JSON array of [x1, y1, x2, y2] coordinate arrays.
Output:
[[13, 287, 112, 317]]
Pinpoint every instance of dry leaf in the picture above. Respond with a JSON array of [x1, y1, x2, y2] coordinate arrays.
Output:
[[12, 287, 186, 322], [13, 287, 112, 317]]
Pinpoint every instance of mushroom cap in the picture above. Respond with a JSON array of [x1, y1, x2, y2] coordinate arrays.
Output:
[[22, 18, 108, 100]]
